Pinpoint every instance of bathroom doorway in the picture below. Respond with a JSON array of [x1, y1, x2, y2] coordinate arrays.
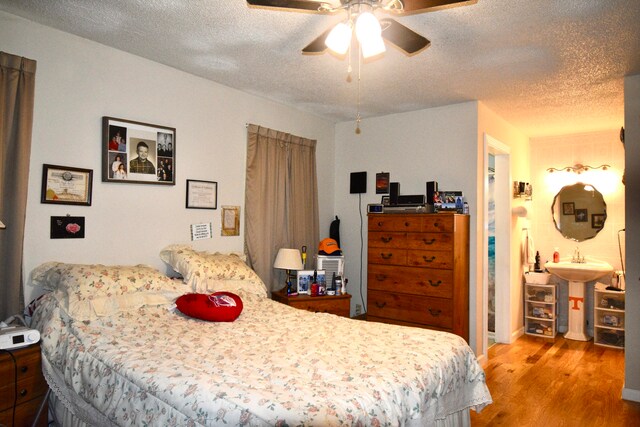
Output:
[[483, 134, 512, 354]]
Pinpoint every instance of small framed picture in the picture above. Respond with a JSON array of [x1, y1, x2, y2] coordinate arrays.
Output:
[[186, 180, 217, 209], [376, 172, 390, 194], [221, 206, 240, 236], [575, 208, 588, 222], [562, 202, 575, 215], [102, 116, 176, 185], [592, 213, 606, 229], [41, 164, 93, 206], [296, 270, 315, 294], [50, 216, 85, 239]]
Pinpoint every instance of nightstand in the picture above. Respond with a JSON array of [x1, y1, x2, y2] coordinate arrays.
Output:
[[272, 290, 351, 317], [0, 343, 49, 427]]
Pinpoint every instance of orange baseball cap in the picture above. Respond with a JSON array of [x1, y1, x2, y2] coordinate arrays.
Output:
[[318, 238, 342, 255]]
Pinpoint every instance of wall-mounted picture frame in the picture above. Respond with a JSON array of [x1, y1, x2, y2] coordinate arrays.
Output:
[[592, 213, 606, 229], [221, 205, 240, 236], [41, 164, 93, 206], [102, 116, 176, 185], [186, 180, 218, 209], [376, 172, 390, 194], [562, 202, 575, 215], [575, 208, 588, 222], [50, 216, 85, 239]]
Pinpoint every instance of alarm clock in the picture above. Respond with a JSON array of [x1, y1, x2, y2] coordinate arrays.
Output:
[[0, 326, 41, 350]]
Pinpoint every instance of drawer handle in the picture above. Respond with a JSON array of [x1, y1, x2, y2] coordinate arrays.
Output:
[[21, 366, 28, 373], [375, 274, 387, 281], [381, 253, 393, 260], [378, 221, 383, 227], [376, 302, 387, 309], [428, 308, 442, 317], [381, 236, 393, 243], [422, 238, 436, 245], [428, 280, 442, 287], [20, 389, 28, 397], [422, 255, 436, 263], [405, 222, 410, 227]]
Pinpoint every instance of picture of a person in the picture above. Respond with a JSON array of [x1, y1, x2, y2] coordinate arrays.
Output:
[[129, 141, 156, 174], [114, 163, 127, 179]]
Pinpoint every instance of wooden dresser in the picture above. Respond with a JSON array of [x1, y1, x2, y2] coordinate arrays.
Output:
[[0, 344, 48, 427], [367, 213, 470, 341], [272, 290, 351, 317]]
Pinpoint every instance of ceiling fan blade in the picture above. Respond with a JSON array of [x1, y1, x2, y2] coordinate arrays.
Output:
[[380, 18, 430, 56], [246, 0, 329, 12], [394, 0, 476, 14], [301, 27, 332, 54]]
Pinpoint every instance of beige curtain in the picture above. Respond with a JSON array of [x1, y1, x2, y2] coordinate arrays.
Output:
[[0, 52, 37, 321], [245, 124, 319, 294]]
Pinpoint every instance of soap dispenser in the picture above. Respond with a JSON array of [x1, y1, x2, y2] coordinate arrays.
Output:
[[534, 251, 542, 272], [553, 247, 560, 263]]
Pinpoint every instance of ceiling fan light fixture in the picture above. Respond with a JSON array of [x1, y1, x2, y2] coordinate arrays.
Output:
[[325, 21, 352, 55], [355, 11, 381, 43], [361, 34, 386, 58]]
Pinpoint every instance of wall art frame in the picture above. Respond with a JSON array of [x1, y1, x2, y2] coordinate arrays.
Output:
[[186, 180, 218, 209], [221, 205, 240, 236], [41, 164, 93, 206], [102, 116, 176, 185]]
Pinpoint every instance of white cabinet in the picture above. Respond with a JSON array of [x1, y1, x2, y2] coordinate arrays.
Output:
[[594, 288, 625, 349], [524, 282, 557, 338]]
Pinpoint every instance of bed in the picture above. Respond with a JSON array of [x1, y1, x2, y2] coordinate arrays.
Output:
[[29, 246, 492, 426]]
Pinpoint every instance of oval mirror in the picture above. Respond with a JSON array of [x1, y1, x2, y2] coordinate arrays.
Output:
[[551, 182, 607, 242]]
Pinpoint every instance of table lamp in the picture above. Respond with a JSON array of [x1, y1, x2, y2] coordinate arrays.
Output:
[[274, 248, 303, 295], [0, 220, 5, 229]]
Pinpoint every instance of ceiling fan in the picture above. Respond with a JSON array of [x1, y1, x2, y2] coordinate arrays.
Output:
[[246, 0, 476, 57]]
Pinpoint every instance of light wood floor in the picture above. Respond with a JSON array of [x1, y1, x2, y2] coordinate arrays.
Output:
[[470, 334, 640, 426]]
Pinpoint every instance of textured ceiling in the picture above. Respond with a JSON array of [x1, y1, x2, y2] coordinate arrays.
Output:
[[2, 0, 640, 137]]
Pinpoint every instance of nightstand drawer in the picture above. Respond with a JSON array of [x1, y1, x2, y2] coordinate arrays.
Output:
[[272, 291, 352, 317]]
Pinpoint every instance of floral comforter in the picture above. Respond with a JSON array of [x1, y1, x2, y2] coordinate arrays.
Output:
[[32, 293, 491, 426]]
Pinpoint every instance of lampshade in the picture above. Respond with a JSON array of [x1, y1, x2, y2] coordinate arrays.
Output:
[[273, 248, 303, 270], [360, 34, 386, 58], [0, 220, 5, 229], [325, 22, 352, 55], [355, 11, 385, 58]]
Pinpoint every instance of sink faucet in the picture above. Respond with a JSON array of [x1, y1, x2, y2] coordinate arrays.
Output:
[[572, 247, 584, 263]]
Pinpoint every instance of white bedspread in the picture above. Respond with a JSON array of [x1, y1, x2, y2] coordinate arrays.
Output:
[[32, 293, 491, 426]]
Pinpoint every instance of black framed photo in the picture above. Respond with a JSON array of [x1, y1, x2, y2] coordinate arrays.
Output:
[[376, 172, 390, 194], [562, 202, 575, 215], [575, 208, 588, 222], [50, 216, 85, 239], [592, 213, 606, 229], [186, 179, 218, 209], [102, 116, 175, 185], [41, 164, 93, 206]]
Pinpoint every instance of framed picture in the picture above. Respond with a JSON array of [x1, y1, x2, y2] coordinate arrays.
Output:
[[592, 213, 606, 229], [102, 116, 176, 185], [296, 270, 315, 294], [50, 216, 85, 239], [41, 164, 93, 206], [562, 202, 575, 215], [221, 205, 240, 236], [381, 195, 390, 206], [186, 180, 218, 209], [376, 172, 390, 194], [575, 208, 588, 222]]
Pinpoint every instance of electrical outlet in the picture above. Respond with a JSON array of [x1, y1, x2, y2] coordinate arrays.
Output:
[[355, 304, 362, 316]]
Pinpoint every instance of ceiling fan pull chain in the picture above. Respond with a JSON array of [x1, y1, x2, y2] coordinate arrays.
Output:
[[355, 45, 362, 135]]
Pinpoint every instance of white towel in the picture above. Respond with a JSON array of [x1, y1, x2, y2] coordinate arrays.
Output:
[[527, 232, 536, 265]]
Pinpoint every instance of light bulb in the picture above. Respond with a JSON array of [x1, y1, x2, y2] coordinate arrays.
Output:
[[325, 22, 352, 55]]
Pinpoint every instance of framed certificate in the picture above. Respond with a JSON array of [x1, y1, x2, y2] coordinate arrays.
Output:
[[41, 164, 93, 206], [186, 179, 218, 209]]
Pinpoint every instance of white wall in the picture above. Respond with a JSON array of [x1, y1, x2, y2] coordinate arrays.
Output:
[[530, 130, 625, 334], [623, 74, 640, 401], [0, 11, 336, 304], [333, 102, 480, 350]]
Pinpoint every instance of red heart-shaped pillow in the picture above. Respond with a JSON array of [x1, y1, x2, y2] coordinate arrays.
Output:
[[176, 292, 243, 322]]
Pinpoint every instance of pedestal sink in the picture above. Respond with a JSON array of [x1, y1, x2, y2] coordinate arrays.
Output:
[[545, 258, 613, 341]]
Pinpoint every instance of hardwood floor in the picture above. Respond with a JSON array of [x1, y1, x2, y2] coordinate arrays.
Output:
[[470, 335, 640, 426]]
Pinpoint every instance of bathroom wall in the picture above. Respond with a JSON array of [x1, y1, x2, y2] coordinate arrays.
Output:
[[530, 129, 625, 333]]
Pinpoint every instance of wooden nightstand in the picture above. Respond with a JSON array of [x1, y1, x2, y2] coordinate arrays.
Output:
[[0, 343, 49, 427], [272, 290, 351, 317]]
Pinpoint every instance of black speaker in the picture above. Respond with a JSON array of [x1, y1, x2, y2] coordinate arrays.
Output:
[[389, 182, 400, 205], [350, 171, 367, 194], [426, 181, 438, 205]]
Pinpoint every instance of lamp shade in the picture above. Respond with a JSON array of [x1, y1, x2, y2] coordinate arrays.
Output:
[[355, 11, 385, 58], [0, 220, 5, 229], [273, 248, 303, 270], [325, 22, 352, 55]]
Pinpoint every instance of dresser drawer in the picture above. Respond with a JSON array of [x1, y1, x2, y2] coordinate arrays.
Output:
[[368, 248, 407, 266], [368, 231, 407, 248], [421, 215, 454, 232], [368, 216, 422, 232], [407, 250, 453, 269], [405, 232, 453, 251], [368, 264, 453, 298], [368, 290, 453, 329], [0, 372, 48, 412]]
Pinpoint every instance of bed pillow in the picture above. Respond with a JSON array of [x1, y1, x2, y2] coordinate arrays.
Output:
[[160, 245, 268, 297], [175, 292, 243, 322], [31, 262, 185, 321]]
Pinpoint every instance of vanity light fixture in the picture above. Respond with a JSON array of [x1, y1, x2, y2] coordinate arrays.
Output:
[[546, 163, 610, 174]]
